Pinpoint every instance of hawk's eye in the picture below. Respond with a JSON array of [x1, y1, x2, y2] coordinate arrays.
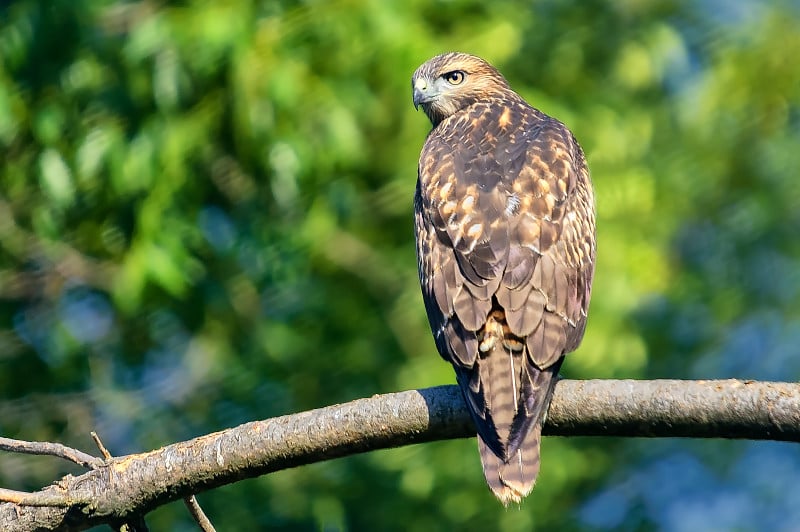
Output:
[[443, 70, 465, 85]]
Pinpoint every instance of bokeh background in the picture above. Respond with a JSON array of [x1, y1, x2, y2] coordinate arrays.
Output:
[[1, 1, 799, 530]]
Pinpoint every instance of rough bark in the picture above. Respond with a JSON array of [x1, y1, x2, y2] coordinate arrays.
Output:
[[2, 379, 799, 531]]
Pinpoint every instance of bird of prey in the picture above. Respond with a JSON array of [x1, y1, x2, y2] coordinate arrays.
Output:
[[412, 52, 596, 505]]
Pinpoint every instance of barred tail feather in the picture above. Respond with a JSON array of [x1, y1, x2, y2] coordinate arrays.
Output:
[[454, 307, 564, 505], [508, 356, 564, 456], [473, 329, 563, 505], [478, 426, 542, 505]]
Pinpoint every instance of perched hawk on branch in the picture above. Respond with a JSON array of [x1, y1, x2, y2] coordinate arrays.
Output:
[[412, 52, 596, 504]]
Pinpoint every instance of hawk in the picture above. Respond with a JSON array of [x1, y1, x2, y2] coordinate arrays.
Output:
[[412, 52, 596, 504]]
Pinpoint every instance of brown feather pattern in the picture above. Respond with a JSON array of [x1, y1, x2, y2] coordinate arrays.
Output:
[[413, 52, 596, 504]]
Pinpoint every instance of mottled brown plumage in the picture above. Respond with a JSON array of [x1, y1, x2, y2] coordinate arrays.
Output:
[[412, 52, 596, 504]]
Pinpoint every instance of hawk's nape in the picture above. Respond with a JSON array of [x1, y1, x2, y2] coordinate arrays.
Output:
[[412, 52, 596, 504]]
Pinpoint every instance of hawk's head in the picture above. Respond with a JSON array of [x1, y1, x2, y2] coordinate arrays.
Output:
[[412, 52, 511, 126]]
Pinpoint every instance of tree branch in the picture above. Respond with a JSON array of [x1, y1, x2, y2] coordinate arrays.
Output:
[[2, 379, 798, 531], [182, 496, 215, 532], [0, 438, 104, 470]]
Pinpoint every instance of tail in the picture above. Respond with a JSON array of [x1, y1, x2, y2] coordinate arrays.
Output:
[[474, 323, 563, 505], [453, 309, 564, 505], [478, 424, 543, 505]]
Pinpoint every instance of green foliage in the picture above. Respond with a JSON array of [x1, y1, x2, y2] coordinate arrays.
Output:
[[1, 0, 799, 530]]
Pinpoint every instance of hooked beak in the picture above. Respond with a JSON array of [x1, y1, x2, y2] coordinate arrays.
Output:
[[413, 77, 432, 110]]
